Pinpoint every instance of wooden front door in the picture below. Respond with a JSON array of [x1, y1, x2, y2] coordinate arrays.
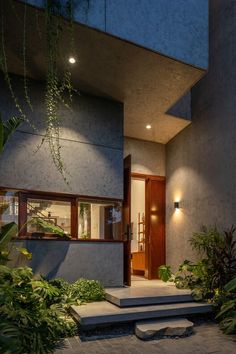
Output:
[[145, 176, 166, 279], [123, 155, 132, 286]]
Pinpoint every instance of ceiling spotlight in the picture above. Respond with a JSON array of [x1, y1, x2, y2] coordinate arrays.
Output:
[[68, 57, 76, 64], [146, 124, 152, 129]]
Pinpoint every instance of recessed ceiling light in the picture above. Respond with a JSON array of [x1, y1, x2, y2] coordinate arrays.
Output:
[[69, 57, 76, 64], [146, 124, 152, 129]]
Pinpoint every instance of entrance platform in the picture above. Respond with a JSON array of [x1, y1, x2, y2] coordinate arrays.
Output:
[[105, 279, 193, 307], [70, 279, 212, 329]]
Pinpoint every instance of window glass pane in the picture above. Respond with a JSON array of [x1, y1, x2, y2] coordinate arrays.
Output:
[[78, 201, 122, 240], [27, 198, 71, 236], [0, 191, 18, 228]]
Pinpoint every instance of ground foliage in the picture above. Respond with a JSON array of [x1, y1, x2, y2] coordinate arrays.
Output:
[[158, 225, 236, 334], [0, 266, 105, 353]]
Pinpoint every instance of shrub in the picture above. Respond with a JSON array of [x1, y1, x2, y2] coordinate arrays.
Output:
[[0, 266, 76, 354], [0, 269, 105, 352], [190, 225, 236, 290], [158, 225, 236, 334], [159, 225, 236, 301], [158, 265, 173, 282], [70, 278, 105, 302], [216, 277, 236, 334], [49, 277, 105, 304]]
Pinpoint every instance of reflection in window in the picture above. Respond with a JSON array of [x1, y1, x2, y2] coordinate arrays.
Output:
[[27, 198, 71, 236], [0, 191, 18, 228], [78, 201, 122, 240]]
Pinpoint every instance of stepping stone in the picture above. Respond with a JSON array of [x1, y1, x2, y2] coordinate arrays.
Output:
[[135, 317, 194, 340]]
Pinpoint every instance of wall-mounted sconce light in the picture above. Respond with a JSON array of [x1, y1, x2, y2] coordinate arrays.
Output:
[[68, 57, 76, 64], [174, 201, 180, 209]]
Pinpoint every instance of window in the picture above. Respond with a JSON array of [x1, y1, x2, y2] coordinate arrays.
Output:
[[0, 188, 123, 240], [0, 191, 18, 228], [27, 198, 71, 237], [78, 200, 122, 240]]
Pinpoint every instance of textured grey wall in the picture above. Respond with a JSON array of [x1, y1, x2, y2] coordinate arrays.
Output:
[[0, 75, 123, 199], [11, 240, 124, 287], [124, 137, 166, 176], [166, 0, 236, 271], [25, 0, 208, 69]]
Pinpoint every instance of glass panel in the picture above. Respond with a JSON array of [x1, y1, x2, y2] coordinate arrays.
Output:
[[0, 191, 18, 228], [27, 198, 71, 236], [78, 201, 122, 240], [131, 178, 145, 252]]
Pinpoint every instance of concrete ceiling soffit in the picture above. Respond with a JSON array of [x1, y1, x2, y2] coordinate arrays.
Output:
[[166, 91, 191, 121], [2, 0, 206, 144]]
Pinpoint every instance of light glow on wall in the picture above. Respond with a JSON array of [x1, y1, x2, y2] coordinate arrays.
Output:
[[173, 190, 182, 215]]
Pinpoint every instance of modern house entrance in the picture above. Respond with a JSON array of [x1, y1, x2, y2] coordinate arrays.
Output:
[[0, 0, 210, 289], [123, 155, 166, 286]]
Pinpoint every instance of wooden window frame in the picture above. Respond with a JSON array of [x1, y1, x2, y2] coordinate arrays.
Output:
[[0, 187, 123, 242]]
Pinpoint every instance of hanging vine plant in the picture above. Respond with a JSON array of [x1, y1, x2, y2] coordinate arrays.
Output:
[[38, 0, 76, 184], [0, 0, 77, 184]]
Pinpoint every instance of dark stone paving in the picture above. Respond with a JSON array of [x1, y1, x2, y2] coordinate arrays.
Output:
[[55, 321, 236, 354]]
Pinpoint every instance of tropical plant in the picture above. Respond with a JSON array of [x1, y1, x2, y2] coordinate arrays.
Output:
[[158, 225, 236, 301], [0, 222, 31, 264], [158, 264, 173, 282], [32, 217, 71, 238], [0, 266, 105, 352], [190, 225, 236, 291], [0, 222, 18, 263], [49, 277, 105, 306], [79, 203, 91, 238], [69, 278, 105, 302], [0, 266, 77, 353], [0, 114, 24, 154], [216, 277, 236, 334]]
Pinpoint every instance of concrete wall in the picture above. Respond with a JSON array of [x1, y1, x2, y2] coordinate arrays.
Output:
[[26, 0, 208, 69], [0, 74, 123, 199], [166, 0, 236, 271], [124, 137, 166, 176], [11, 240, 123, 287]]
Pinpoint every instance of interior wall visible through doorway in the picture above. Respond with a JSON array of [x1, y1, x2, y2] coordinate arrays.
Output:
[[131, 177, 146, 277]]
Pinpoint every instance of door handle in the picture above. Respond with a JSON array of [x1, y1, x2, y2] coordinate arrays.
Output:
[[124, 223, 133, 241]]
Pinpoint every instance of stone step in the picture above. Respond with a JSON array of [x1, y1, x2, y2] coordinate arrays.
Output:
[[135, 317, 194, 340], [70, 301, 212, 329], [105, 286, 193, 307]]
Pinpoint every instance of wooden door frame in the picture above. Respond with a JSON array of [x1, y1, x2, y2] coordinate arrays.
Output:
[[123, 155, 132, 286], [131, 173, 166, 280]]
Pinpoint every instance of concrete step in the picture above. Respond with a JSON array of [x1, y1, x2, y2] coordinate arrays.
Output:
[[105, 286, 193, 307], [70, 301, 212, 329]]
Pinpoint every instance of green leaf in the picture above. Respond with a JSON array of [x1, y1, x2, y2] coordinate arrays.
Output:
[[216, 300, 236, 319], [3, 116, 24, 147], [0, 222, 18, 250], [32, 217, 70, 238], [158, 265, 172, 282], [14, 247, 32, 260], [219, 312, 236, 334], [224, 277, 236, 293]]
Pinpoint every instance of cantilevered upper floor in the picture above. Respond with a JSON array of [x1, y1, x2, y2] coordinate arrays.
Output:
[[3, 0, 209, 143]]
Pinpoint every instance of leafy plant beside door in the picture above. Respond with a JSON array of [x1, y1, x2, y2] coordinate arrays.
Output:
[[216, 277, 236, 334], [158, 225, 236, 334]]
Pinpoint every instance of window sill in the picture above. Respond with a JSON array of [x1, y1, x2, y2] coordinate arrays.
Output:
[[13, 237, 124, 243]]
